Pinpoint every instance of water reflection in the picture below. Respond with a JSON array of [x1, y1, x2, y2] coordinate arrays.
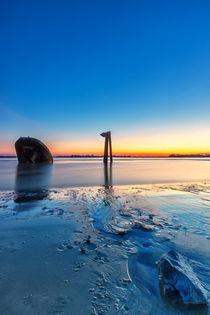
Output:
[[14, 164, 52, 204], [104, 163, 112, 189], [101, 163, 114, 206], [3, 157, 210, 191], [159, 283, 209, 315]]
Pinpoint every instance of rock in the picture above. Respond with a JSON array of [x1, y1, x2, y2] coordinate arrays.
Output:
[[157, 250, 208, 305], [133, 220, 155, 231], [15, 137, 53, 164]]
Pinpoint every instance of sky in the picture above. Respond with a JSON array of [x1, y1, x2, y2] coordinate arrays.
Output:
[[1, 0, 210, 156]]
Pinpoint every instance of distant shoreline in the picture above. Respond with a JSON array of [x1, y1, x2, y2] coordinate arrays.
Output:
[[169, 154, 210, 158], [1, 154, 210, 159]]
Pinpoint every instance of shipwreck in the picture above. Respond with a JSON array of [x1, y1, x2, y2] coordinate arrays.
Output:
[[15, 137, 53, 164]]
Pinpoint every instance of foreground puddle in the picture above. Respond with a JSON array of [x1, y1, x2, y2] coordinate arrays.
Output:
[[0, 182, 209, 314]]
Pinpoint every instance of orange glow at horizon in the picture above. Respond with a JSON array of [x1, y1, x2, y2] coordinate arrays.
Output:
[[1, 127, 210, 156], [49, 127, 210, 156], [2, 145, 210, 157]]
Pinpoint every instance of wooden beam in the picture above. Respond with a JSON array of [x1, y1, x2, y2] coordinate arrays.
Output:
[[108, 132, 113, 163], [101, 131, 113, 164], [104, 135, 108, 163]]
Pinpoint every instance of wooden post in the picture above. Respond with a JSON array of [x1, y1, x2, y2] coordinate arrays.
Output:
[[108, 132, 113, 163], [100, 131, 113, 164], [104, 135, 108, 163]]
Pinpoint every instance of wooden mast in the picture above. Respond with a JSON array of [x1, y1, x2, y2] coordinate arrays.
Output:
[[100, 131, 113, 164], [104, 134, 108, 163], [108, 132, 112, 163]]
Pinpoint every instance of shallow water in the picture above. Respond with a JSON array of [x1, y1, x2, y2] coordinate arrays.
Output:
[[0, 159, 209, 314], [2, 157, 210, 190]]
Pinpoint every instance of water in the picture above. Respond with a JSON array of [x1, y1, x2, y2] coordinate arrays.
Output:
[[1, 157, 210, 190], [0, 158, 209, 314]]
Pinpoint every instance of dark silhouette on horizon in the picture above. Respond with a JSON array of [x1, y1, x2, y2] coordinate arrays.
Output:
[[15, 137, 53, 164], [100, 131, 113, 164]]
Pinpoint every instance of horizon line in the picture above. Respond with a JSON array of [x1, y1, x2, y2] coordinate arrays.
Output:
[[1, 153, 210, 158]]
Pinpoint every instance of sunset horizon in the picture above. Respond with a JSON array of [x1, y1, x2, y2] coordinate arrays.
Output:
[[2, 148, 210, 157], [1, 1, 210, 159], [1, 1, 210, 313]]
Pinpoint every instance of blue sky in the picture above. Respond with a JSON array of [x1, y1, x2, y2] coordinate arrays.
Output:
[[1, 0, 210, 154]]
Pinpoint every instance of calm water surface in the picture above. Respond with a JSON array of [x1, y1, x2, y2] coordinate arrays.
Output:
[[1, 157, 210, 190]]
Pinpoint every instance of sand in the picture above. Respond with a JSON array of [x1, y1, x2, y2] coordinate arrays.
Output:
[[0, 183, 209, 314]]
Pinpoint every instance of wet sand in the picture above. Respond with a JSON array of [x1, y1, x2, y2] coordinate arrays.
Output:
[[0, 181, 209, 314]]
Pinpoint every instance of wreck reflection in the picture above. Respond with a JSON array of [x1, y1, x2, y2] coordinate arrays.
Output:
[[14, 164, 52, 204]]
